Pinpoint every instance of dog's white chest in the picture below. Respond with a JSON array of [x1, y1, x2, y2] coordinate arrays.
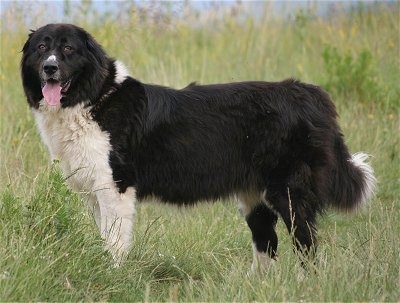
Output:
[[33, 102, 114, 193]]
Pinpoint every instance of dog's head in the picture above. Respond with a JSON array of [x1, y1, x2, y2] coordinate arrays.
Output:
[[21, 23, 109, 108]]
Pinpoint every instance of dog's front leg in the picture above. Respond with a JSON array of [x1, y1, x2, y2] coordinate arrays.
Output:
[[95, 186, 136, 267]]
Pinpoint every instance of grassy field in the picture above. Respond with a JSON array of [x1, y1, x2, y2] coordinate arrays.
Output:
[[1, 2, 399, 301]]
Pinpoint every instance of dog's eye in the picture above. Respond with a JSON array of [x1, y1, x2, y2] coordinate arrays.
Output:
[[38, 44, 47, 52], [63, 45, 73, 54]]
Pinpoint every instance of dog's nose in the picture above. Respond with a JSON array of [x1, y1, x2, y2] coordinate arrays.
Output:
[[43, 61, 59, 76]]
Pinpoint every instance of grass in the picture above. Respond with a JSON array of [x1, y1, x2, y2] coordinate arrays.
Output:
[[1, 1, 399, 301]]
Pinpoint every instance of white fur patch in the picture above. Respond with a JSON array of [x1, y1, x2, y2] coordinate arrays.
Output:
[[33, 101, 136, 266], [114, 61, 130, 84], [349, 152, 377, 205], [46, 55, 57, 62], [33, 102, 113, 193]]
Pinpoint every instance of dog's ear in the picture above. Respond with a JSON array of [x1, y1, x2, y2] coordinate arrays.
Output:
[[21, 30, 35, 53], [85, 32, 108, 68]]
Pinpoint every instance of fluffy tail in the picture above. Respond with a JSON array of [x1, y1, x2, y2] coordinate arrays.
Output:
[[330, 138, 377, 211]]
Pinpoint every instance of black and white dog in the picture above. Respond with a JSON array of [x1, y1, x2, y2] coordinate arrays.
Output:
[[21, 23, 376, 269]]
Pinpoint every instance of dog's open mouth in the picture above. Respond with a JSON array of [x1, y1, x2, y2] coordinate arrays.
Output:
[[41, 79, 71, 106]]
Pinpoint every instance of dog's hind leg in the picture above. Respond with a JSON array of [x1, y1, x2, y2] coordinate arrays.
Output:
[[95, 186, 136, 267], [236, 191, 278, 274], [267, 179, 318, 267]]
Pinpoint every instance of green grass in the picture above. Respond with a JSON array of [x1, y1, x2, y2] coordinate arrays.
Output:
[[1, 2, 399, 301]]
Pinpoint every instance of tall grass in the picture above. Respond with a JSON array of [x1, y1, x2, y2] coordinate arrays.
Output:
[[1, 1, 399, 301]]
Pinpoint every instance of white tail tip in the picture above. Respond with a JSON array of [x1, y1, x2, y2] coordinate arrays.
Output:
[[350, 152, 377, 205]]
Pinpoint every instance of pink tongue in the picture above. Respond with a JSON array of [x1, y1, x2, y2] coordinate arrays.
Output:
[[42, 82, 62, 106]]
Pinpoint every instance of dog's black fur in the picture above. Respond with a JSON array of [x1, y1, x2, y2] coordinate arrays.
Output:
[[21, 23, 375, 266]]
